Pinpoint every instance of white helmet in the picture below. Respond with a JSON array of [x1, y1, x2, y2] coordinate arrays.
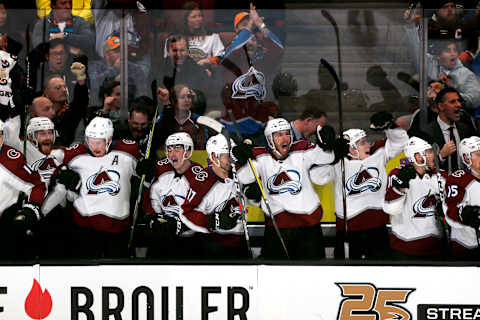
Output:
[[27, 117, 55, 146], [343, 128, 367, 159], [264, 118, 292, 156], [459, 136, 480, 168], [404, 136, 432, 167], [206, 134, 235, 167], [165, 132, 194, 165], [85, 117, 114, 152]]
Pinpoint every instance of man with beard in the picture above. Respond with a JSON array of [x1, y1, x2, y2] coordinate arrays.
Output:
[[420, 87, 477, 173], [42, 116, 142, 258], [233, 118, 335, 259], [384, 137, 448, 259]]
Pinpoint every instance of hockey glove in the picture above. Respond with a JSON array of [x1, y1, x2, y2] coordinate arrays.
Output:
[[316, 125, 336, 151], [12, 203, 41, 235], [57, 165, 81, 192], [332, 137, 350, 163], [459, 205, 480, 229], [370, 111, 394, 131], [144, 213, 180, 239], [244, 182, 262, 202], [136, 157, 157, 181], [391, 164, 417, 189], [208, 205, 241, 232], [232, 142, 253, 166]]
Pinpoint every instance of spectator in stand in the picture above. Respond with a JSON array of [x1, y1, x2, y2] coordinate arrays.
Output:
[[218, 3, 284, 139], [156, 33, 212, 95], [404, 8, 480, 111], [290, 107, 327, 142], [113, 96, 153, 154], [36, 0, 94, 24], [42, 61, 88, 146], [153, 84, 209, 151], [88, 35, 148, 107], [180, 1, 225, 70], [91, 0, 151, 75], [418, 87, 477, 174], [32, 0, 94, 57], [86, 79, 121, 124], [30, 96, 56, 120]]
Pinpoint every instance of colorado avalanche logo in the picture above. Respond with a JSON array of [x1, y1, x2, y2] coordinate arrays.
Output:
[[1, 59, 9, 68], [160, 194, 185, 217], [267, 169, 302, 195], [86, 169, 121, 195], [31, 157, 58, 182], [232, 66, 266, 100], [346, 166, 382, 196], [413, 191, 437, 218]]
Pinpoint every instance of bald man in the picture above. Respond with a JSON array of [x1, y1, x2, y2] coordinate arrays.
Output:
[[30, 97, 56, 120]]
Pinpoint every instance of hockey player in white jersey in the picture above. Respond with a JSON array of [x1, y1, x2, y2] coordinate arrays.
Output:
[[310, 112, 409, 259], [444, 136, 480, 259], [384, 137, 447, 259], [179, 133, 250, 259], [0, 119, 48, 259], [232, 117, 335, 259], [141, 132, 213, 259], [42, 117, 142, 258]]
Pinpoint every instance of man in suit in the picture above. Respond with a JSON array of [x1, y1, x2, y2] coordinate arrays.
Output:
[[421, 87, 477, 174]]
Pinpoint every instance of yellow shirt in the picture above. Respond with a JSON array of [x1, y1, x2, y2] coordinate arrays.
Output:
[[36, 0, 93, 24]]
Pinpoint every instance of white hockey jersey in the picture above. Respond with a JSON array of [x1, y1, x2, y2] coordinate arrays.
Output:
[[0, 145, 46, 215], [144, 159, 211, 236], [384, 166, 446, 256], [310, 127, 408, 231], [236, 140, 334, 228], [180, 168, 246, 247], [444, 169, 480, 256], [48, 140, 141, 233], [0, 50, 17, 108]]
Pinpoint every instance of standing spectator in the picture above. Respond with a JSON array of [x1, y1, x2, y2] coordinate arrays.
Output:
[[36, 0, 94, 25], [32, 0, 94, 57], [404, 9, 480, 110], [384, 136, 447, 259], [419, 87, 477, 174], [444, 136, 480, 259]]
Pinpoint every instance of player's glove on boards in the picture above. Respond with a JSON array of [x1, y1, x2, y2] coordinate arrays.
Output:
[[13, 203, 41, 235], [144, 213, 181, 239], [460, 205, 480, 229], [208, 205, 240, 231]]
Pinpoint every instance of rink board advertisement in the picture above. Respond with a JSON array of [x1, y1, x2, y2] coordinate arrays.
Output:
[[0, 265, 478, 320]]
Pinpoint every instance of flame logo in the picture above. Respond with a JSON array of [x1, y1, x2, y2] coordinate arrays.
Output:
[[24, 279, 52, 319]]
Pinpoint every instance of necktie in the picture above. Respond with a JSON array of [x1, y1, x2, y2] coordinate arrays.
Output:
[[448, 126, 458, 172]]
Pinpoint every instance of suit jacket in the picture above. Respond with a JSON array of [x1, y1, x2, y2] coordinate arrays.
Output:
[[421, 118, 476, 172]]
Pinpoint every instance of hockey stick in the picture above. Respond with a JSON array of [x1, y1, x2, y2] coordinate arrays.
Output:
[[24, 24, 31, 158], [320, 58, 349, 259], [321, 10, 342, 81], [128, 80, 160, 254], [432, 143, 451, 250], [196, 115, 253, 257], [225, 109, 290, 258]]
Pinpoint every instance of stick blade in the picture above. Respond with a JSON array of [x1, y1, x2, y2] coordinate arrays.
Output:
[[197, 115, 225, 133]]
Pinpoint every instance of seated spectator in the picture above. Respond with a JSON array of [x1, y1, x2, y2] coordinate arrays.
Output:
[[404, 10, 480, 110], [88, 35, 148, 107], [32, 0, 94, 57], [36, 0, 94, 25], [91, 0, 151, 75], [180, 1, 225, 68], [155, 33, 212, 94], [153, 84, 209, 151], [290, 107, 327, 142]]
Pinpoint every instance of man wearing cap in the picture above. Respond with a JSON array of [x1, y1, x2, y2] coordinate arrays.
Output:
[[88, 34, 148, 107], [32, 0, 94, 57], [218, 3, 285, 139]]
